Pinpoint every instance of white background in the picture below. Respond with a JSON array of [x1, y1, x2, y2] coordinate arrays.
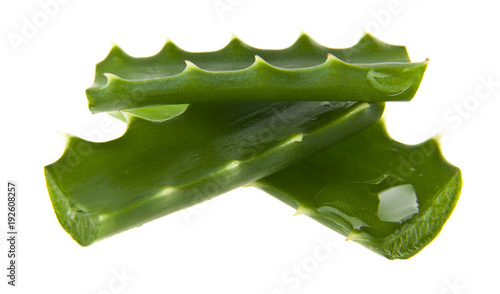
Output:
[[1, 0, 499, 293]]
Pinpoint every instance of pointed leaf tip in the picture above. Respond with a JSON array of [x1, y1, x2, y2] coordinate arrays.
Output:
[[159, 38, 183, 54], [325, 53, 346, 66], [106, 43, 130, 60], [224, 34, 250, 51], [184, 60, 202, 71], [293, 31, 321, 48], [352, 32, 389, 51], [294, 205, 314, 216], [119, 110, 136, 123], [432, 129, 445, 142], [229, 32, 241, 43], [57, 131, 73, 147], [102, 73, 121, 87], [360, 31, 376, 41], [253, 54, 268, 65], [326, 52, 341, 61]]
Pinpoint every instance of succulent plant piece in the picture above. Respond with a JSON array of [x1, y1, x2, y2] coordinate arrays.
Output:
[[44, 33, 460, 260], [86, 33, 427, 113], [253, 121, 461, 259], [45, 101, 384, 246]]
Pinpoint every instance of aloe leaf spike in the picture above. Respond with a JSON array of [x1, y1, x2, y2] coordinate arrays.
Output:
[[253, 121, 462, 259], [86, 33, 427, 113], [44, 101, 384, 246]]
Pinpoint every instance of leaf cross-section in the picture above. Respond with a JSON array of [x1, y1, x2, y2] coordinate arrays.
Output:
[[44, 101, 384, 246], [253, 121, 461, 259]]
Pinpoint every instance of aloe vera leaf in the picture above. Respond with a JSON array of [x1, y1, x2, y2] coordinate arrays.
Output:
[[86, 33, 427, 113], [44, 101, 384, 246], [108, 104, 189, 122], [252, 121, 461, 259]]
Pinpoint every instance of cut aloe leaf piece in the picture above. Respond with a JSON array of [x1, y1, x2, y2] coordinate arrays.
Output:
[[44, 101, 384, 246], [253, 121, 461, 259], [108, 104, 189, 122], [86, 33, 427, 113]]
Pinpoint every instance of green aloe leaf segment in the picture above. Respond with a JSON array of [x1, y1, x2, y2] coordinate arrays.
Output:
[[44, 33, 460, 260], [45, 101, 384, 246], [253, 121, 461, 259], [86, 33, 427, 113]]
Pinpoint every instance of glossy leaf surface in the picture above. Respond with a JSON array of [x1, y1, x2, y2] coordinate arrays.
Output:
[[45, 101, 384, 246], [253, 121, 461, 259], [86, 33, 427, 113]]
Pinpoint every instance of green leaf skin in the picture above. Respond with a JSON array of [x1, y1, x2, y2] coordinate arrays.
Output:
[[44, 101, 384, 246], [86, 33, 427, 113], [252, 121, 461, 259]]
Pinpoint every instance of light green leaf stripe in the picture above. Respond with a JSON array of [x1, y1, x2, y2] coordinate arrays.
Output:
[[45, 101, 384, 246]]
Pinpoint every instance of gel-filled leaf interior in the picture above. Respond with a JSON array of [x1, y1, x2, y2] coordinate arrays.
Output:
[[253, 121, 462, 259], [45, 100, 383, 246], [44, 32, 461, 260]]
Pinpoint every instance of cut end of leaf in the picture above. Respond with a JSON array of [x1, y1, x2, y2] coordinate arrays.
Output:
[[353, 170, 462, 259], [44, 167, 99, 246]]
